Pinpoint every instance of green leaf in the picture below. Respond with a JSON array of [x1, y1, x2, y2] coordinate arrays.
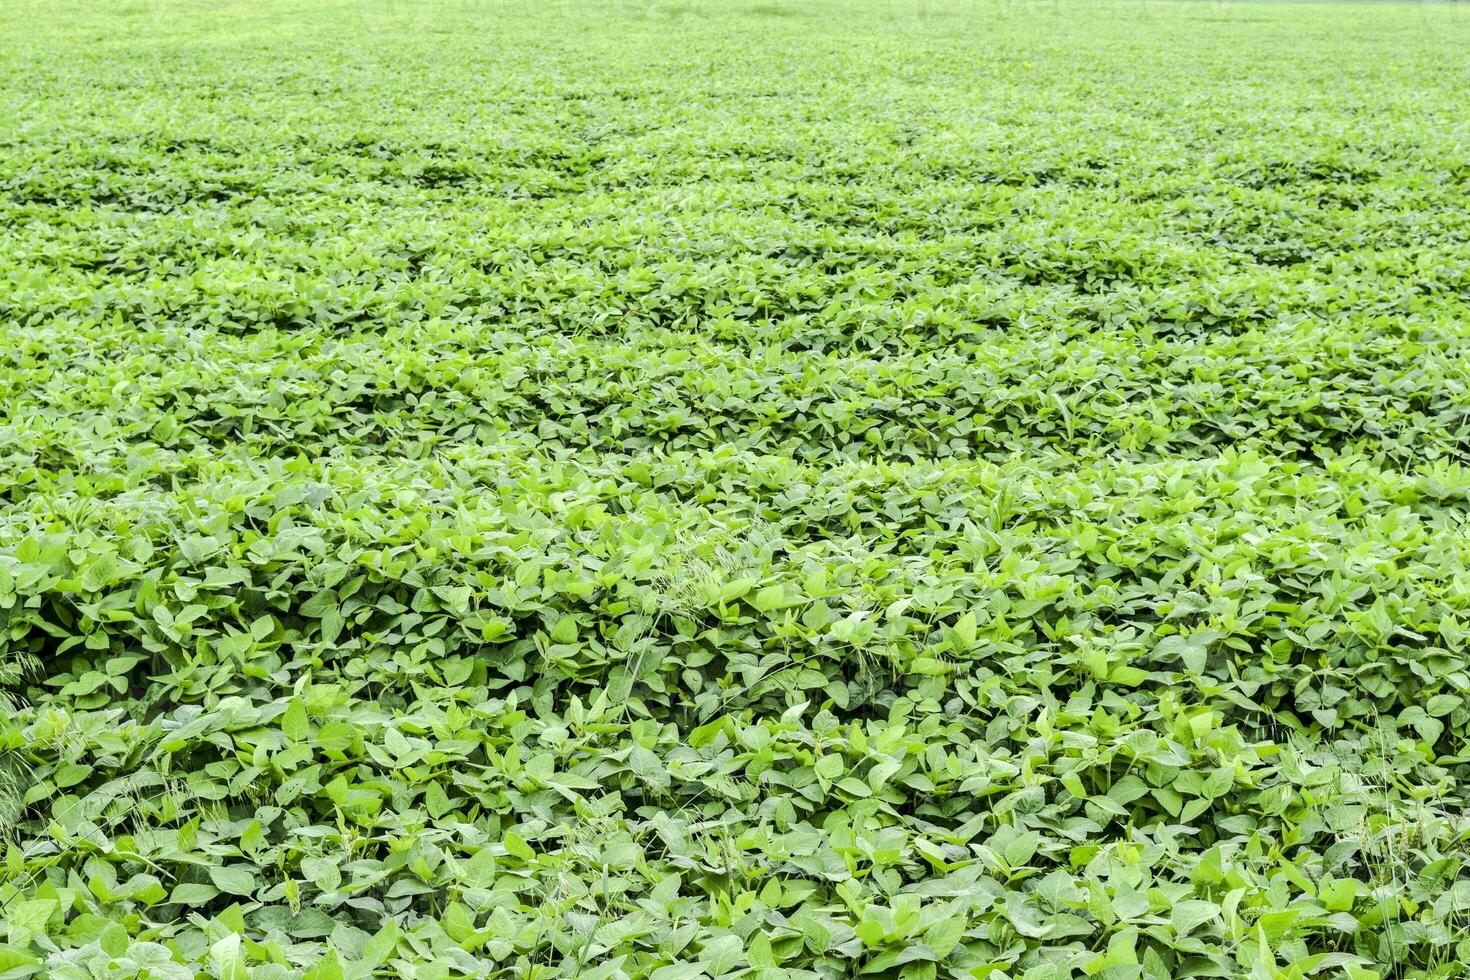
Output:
[[923, 915, 966, 958], [1170, 900, 1218, 936], [361, 920, 400, 968], [2, 900, 56, 941], [209, 866, 258, 897], [751, 584, 788, 612], [502, 831, 535, 862], [169, 883, 221, 905]]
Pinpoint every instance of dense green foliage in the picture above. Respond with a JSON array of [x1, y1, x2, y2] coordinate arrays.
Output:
[[5, 0, 1470, 976]]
